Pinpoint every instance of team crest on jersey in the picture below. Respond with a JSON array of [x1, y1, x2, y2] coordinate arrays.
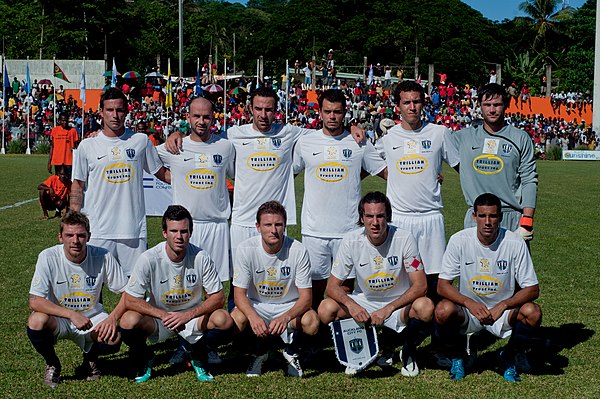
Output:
[[325, 146, 339, 160], [280, 266, 291, 278], [213, 154, 223, 165], [421, 140, 432, 150], [126, 148, 136, 159], [173, 275, 183, 287], [267, 266, 278, 281], [387, 256, 398, 266], [186, 274, 197, 285], [496, 260, 508, 273], [342, 148, 353, 159], [405, 139, 419, 154], [373, 255, 384, 269], [349, 338, 364, 354], [111, 147, 122, 159], [85, 275, 97, 288], [502, 144, 513, 154], [256, 138, 269, 149], [271, 138, 282, 148], [71, 274, 81, 287], [478, 258, 491, 274]]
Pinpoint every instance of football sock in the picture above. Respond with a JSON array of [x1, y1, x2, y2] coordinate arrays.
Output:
[[119, 327, 152, 362], [27, 327, 60, 366]]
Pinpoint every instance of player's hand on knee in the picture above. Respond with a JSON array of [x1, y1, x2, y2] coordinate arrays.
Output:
[[71, 313, 92, 331], [348, 304, 371, 324], [249, 315, 269, 338], [94, 315, 118, 342], [370, 307, 392, 326], [162, 311, 190, 331]]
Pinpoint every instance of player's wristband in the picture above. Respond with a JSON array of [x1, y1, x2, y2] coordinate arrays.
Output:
[[519, 216, 533, 228]]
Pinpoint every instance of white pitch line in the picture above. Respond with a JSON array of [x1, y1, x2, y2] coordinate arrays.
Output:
[[0, 198, 37, 211]]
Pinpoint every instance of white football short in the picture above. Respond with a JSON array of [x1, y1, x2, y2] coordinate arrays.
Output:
[[248, 300, 296, 344], [460, 305, 512, 339], [302, 235, 342, 280], [230, 224, 260, 264], [392, 211, 445, 275], [150, 316, 204, 345], [89, 237, 147, 277], [349, 293, 407, 333], [191, 220, 231, 282], [54, 312, 109, 353]]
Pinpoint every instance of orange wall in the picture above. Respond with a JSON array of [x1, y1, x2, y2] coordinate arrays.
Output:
[[506, 96, 592, 124]]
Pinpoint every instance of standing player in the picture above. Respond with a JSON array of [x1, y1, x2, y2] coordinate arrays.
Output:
[[231, 201, 319, 378], [435, 193, 542, 382], [27, 211, 128, 388], [454, 83, 537, 241], [119, 205, 233, 383], [48, 112, 80, 178], [165, 87, 364, 262], [71, 88, 170, 275], [293, 89, 386, 308], [375, 80, 459, 297], [157, 97, 234, 283], [318, 192, 434, 376]]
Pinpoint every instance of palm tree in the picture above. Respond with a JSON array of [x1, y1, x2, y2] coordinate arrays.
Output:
[[518, 0, 574, 55]]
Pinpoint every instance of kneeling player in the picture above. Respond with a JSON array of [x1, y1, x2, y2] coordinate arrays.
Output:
[[231, 201, 319, 378], [27, 211, 128, 388], [120, 205, 233, 383], [318, 192, 434, 376], [435, 193, 542, 382]]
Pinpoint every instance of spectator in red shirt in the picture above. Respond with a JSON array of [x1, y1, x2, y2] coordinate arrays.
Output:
[[38, 166, 71, 219]]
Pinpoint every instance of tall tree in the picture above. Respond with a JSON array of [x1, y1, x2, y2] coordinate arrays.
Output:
[[517, 0, 574, 55]]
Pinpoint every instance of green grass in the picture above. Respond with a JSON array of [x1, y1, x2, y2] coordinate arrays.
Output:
[[1, 155, 599, 398]]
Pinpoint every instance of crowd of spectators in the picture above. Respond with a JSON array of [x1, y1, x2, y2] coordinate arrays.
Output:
[[1, 69, 597, 157]]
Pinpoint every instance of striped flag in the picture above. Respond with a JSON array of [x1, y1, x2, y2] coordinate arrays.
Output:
[[54, 62, 70, 82], [25, 62, 31, 95], [80, 60, 86, 105], [111, 58, 117, 88], [195, 58, 202, 97], [165, 58, 173, 108]]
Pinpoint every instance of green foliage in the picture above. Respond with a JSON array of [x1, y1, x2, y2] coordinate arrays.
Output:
[[545, 144, 562, 160], [575, 144, 591, 150], [33, 140, 50, 154], [6, 139, 25, 154], [503, 51, 543, 91]]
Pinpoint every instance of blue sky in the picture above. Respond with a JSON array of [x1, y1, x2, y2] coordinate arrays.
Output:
[[460, 0, 587, 21]]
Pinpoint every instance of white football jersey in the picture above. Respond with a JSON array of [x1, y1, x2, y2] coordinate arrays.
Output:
[[157, 135, 235, 222], [29, 245, 128, 318], [440, 227, 538, 308], [72, 129, 163, 239], [376, 122, 459, 215], [293, 129, 386, 238], [126, 242, 222, 311], [228, 124, 307, 227], [233, 235, 312, 304], [332, 226, 423, 303]]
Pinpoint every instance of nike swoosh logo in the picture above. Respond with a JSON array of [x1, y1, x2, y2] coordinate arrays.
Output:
[[97, 155, 107, 160], [56, 281, 67, 284], [392, 146, 402, 150], [242, 142, 252, 146], [359, 263, 369, 267], [471, 146, 480, 150], [465, 261, 474, 265], [160, 279, 169, 284], [312, 152, 322, 156], [256, 270, 265, 274], [184, 157, 193, 162]]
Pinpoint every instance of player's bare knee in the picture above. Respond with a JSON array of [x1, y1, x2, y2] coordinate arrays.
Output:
[[519, 302, 542, 326], [27, 311, 51, 330], [230, 308, 247, 333], [209, 309, 234, 330], [412, 297, 434, 322], [119, 310, 143, 329], [317, 298, 338, 324], [434, 299, 456, 325], [301, 310, 320, 336]]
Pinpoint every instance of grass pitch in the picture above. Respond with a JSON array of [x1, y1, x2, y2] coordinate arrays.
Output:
[[1, 154, 599, 398]]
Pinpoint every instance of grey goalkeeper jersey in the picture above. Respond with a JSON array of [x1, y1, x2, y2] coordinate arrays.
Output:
[[454, 124, 537, 211]]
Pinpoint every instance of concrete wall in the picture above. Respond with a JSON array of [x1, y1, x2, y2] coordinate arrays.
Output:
[[3, 59, 105, 90]]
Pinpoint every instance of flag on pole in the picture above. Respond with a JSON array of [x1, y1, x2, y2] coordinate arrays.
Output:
[[195, 58, 202, 97], [53, 62, 70, 82], [165, 58, 173, 109], [80, 60, 86, 105], [367, 64, 374, 85], [111, 58, 117, 88], [25, 62, 31, 95], [3, 59, 8, 112]]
